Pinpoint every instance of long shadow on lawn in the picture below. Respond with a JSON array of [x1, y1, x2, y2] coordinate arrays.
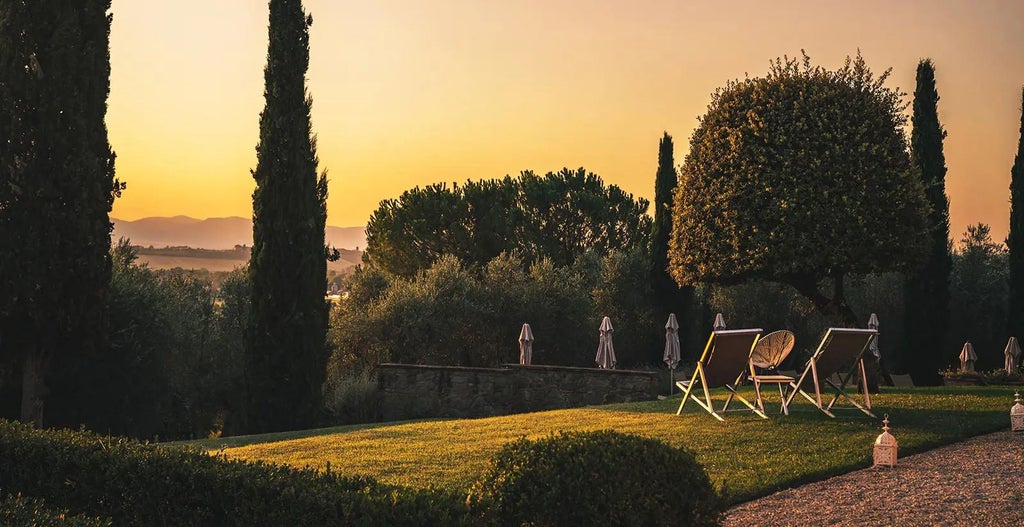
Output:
[[165, 418, 441, 451]]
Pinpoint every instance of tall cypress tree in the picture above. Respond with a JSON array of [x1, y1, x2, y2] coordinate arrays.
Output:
[[1008, 87, 1024, 342], [246, 0, 329, 433], [903, 59, 952, 386], [650, 133, 693, 360], [0, 1, 119, 425]]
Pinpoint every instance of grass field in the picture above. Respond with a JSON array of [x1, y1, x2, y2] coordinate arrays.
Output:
[[184, 386, 1012, 505]]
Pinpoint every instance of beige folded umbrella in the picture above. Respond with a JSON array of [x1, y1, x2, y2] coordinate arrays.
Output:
[[713, 313, 727, 331], [663, 313, 681, 393], [518, 323, 534, 365], [959, 341, 977, 373], [867, 313, 880, 359], [1004, 337, 1021, 374], [595, 316, 616, 369]]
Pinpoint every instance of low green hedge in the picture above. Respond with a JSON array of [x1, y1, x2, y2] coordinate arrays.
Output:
[[469, 430, 722, 527], [0, 420, 469, 526], [1, 492, 111, 527]]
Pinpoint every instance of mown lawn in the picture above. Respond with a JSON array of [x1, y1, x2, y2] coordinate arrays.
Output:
[[183, 386, 1013, 505]]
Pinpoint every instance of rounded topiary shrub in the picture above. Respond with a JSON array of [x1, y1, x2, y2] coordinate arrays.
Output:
[[470, 430, 722, 527]]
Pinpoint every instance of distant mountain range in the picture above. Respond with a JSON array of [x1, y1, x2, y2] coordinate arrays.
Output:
[[112, 216, 367, 250]]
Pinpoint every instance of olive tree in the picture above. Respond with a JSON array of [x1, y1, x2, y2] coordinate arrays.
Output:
[[669, 53, 930, 326]]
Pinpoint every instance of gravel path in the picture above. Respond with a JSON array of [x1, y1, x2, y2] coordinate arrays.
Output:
[[724, 430, 1024, 527]]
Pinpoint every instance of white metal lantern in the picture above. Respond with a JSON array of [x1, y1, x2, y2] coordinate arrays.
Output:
[[873, 414, 898, 467], [1011, 392, 1024, 433]]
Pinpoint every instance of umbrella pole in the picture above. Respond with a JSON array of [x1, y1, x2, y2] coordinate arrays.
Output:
[[669, 367, 674, 394]]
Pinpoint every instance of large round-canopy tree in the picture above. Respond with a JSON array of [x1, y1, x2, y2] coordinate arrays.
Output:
[[669, 53, 930, 327]]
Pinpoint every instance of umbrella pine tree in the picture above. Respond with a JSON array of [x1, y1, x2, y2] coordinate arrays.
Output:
[[0, 1, 119, 425], [1009, 87, 1024, 343], [246, 0, 330, 433], [903, 59, 952, 386]]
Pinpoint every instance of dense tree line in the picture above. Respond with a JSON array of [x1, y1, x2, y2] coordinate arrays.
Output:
[[949, 224, 1009, 371], [1, 219, 1007, 440], [92, 243, 248, 439], [0, 241, 248, 440], [328, 251, 659, 377], [706, 223, 1011, 376]]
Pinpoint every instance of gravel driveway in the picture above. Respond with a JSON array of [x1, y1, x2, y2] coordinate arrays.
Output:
[[724, 430, 1024, 527]]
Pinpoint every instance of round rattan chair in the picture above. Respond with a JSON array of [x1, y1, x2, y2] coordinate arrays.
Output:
[[750, 330, 796, 372], [748, 330, 796, 415]]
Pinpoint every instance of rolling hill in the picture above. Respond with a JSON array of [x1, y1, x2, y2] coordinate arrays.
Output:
[[112, 216, 366, 250], [132, 246, 363, 274]]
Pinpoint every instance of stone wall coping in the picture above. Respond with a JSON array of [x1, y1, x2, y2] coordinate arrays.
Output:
[[378, 363, 512, 374], [377, 362, 658, 378], [500, 364, 658, 377]]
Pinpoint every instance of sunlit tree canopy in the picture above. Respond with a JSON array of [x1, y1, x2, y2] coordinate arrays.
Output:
[[669, 52, 930, 323]]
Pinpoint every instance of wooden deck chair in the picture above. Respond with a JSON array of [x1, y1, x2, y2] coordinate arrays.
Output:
[[784, 328, 878, 418], [675, 328, 766, 421]]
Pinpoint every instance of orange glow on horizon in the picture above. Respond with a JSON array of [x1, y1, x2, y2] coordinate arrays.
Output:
[[108, 0, 1024, 243]]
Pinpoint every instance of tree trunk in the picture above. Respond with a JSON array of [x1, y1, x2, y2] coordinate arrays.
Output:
[[790, 274, 859, 327], [790, 274, 880, 393], [20, 349, 47, 426]]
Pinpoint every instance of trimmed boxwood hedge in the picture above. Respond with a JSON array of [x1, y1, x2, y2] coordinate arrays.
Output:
[[470, 429, 722, 527], [1, 492, 111, 527], [0, 420, 469, 526]]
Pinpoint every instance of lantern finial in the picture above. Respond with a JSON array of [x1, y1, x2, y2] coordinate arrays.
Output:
[[873, 413, 898, 467]]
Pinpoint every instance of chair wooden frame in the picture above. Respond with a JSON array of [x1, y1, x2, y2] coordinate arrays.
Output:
[[675, 328, 766, 421], [784, 327, 878, 418]]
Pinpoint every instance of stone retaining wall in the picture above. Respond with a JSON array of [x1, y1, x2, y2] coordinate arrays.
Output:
[[377, 363, 659, 421]]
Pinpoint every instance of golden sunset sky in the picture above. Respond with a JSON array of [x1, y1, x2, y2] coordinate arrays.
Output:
[[108, 0, 1024, 243]]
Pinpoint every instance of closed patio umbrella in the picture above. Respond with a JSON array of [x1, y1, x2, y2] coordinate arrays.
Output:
[[868, 313, 880, 359], [713, 313, 727, 331], [663, 313, 681, 393], [595, 316, 616, 369], [959, 341, 977, 373], [1005, 337, 1021, 374], [519, 323, 534, 365]]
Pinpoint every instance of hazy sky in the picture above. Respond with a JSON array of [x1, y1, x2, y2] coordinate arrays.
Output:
[[107, 0, 1024, 242]]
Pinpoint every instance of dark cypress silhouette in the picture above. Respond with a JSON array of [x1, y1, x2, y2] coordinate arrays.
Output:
[[1008, 88, 1024, 344], [903, 59, 952, 386], [0, 1, 120, 425], [650, 133, 693, 359], [246, 0, 330, 432]]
